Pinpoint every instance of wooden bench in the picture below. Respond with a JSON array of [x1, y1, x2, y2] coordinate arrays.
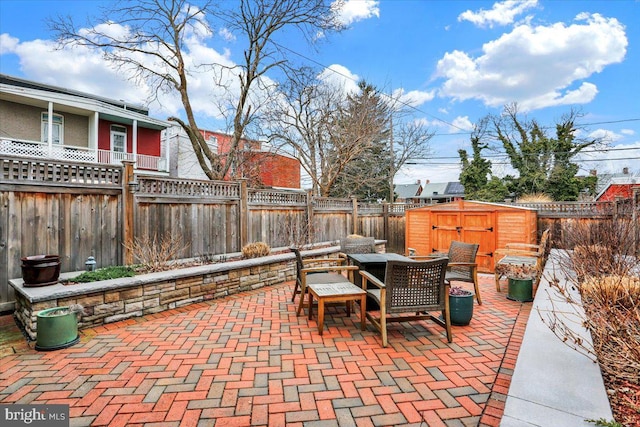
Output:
[[306, 281, 367, 335]]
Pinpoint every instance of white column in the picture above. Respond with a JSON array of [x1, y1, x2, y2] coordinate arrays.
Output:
[[47, 102, 53, 156], [91, 112, 99, 162], [132, 119, 138, 169]]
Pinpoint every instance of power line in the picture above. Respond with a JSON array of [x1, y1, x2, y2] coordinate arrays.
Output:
[[410, 145, 640, 161], [407, 156, 640, 166], [270, 40, 470, 132]]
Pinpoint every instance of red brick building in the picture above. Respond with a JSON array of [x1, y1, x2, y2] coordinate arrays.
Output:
[[200, 130, 300, 189]]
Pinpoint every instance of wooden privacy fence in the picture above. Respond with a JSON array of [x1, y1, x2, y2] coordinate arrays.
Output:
[[1, 156, 638, 310], [0, 159, 404, 309]]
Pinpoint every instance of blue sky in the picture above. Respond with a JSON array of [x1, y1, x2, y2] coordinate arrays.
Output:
[[1, 0, 639, 184]]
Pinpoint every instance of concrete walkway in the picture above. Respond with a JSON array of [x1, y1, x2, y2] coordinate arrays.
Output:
[[501, 250, 614, 426]]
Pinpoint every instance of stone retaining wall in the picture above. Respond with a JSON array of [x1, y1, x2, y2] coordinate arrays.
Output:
[[11, 247, 347, 340]]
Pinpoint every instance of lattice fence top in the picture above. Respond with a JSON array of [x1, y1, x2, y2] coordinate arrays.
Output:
[[511, 201, 617, 216], [137, 176, 240, 198], [314, 197, 353, 210], [248, 189, 307, 206], [0, 157, 122, 186]]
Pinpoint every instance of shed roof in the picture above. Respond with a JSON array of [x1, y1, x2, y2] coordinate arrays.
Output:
[[408, 200, 536, 212]]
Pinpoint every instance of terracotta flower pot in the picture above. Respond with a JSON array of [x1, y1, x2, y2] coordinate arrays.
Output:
[[21, 255, 61, 287]]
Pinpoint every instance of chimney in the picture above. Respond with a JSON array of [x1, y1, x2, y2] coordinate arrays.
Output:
[[623, 167, 629, 175], [590, 169, 597, 176]]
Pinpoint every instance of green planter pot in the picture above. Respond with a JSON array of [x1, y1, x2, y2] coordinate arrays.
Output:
[[447, 293, 474, 326], [36, 307, 80, 351], [507, 278, 534, 302]]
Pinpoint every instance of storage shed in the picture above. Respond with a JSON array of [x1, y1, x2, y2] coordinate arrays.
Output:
[[405, 200, 537, 273]]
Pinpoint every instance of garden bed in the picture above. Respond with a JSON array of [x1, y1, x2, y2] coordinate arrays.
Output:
[[10, 245, 360, 341]]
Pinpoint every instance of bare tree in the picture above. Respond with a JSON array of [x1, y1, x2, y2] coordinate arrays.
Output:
[[49, 0, 342, 180], [267, 70, 433, 199], [265, 68, 374, 196]]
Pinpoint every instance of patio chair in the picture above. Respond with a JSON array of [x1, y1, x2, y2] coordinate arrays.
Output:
[[339, 236, 376, 255], [410, 241, 481, 305], [359, 258, 451, 347], [290, 247, 359, 316], [444, 241, 481, 305], [494, 229, 550, 292]]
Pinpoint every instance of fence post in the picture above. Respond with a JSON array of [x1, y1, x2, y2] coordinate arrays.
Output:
[[239, 179, 249, 249], [122, 160, 135, 265], [352, 198, 358, 235], [306, 190, 314, 245], [383, 203, 390, 245]]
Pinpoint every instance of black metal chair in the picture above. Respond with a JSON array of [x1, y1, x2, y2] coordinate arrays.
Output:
[[359, 258, 451, 347], [290, 247, 358, 316]]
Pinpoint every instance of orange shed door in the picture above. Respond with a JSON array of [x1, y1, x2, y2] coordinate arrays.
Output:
[[430, 211, 496, 273]]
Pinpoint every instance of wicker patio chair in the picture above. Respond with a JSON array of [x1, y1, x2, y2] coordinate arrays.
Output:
[[444, 241, 481, 305], [359, 258, 451, 347], [290, 247, 358, 316], [339, 236, 376, 255], [410, 241, 481, 305]]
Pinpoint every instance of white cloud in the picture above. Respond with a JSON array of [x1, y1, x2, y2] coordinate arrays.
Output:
[[396, 164, 462, 185], [436, 13, 627, 111], [317, 64, 360, 94], [0, 33, 19, 54], [458, 0, 538, 28], [391, 88, 435, 108], [575, 141, 640, 176], [219, 28, 235, 42], [450, 116, 474, 132], [621, 129, 635, 136], [333, 0, 380, 26], [587, 128, 625, 144]]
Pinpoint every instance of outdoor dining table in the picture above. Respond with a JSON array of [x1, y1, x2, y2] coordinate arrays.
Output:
[[347, 253, 415, 310]]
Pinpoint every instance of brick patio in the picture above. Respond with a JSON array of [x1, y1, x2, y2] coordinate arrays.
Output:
[[0, 274, 529, 427]]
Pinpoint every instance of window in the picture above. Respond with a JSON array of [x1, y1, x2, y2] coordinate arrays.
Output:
[[110, 125, 127, 153], [41, 113, 64, 144]]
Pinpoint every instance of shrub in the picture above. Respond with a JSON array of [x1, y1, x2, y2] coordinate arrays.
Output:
[[70, 266, 136, 283], [242, 242, 271, 259], [125, 232, 189, 272], [545, 218, 640, 425], [516, 193, 553, 203]]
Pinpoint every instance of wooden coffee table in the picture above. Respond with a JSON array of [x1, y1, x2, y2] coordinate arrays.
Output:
[[306, 281, 367, 335]]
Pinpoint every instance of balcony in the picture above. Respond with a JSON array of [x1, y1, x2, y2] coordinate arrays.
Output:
[[0, 138, 167, 172]]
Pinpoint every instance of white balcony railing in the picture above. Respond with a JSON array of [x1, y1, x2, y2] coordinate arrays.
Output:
[[0, 138, 166, 172]]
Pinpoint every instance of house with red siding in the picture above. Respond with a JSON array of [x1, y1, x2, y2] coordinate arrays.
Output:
[[0, 74, 170, 172], [596, 176, 640, 201], [166, 128, 301, 189]]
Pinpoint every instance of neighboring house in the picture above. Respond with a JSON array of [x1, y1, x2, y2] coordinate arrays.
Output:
[[0, 74, 170, 172], [596, 176, 640, 201], [394, 181, 423, 202], [415, 181, 465, 204], [165, 127, 301, 189], [594, 167, 639, 201]]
